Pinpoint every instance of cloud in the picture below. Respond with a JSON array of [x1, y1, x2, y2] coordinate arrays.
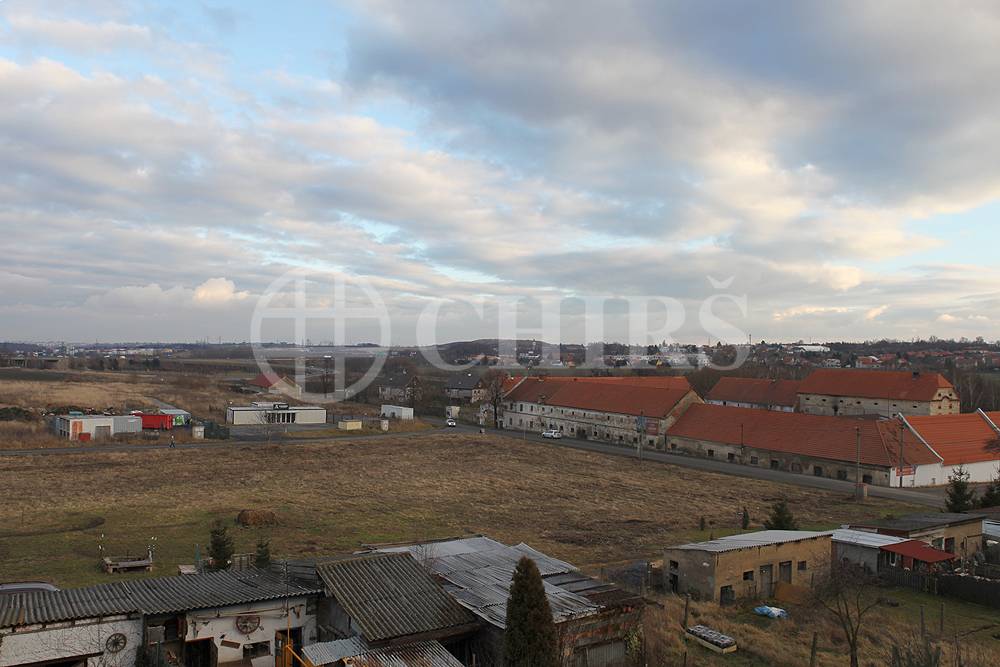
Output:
[[192, 278, 249, 306], [0, 2, 998, 343]]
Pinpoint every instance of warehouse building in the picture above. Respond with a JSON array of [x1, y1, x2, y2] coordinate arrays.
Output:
[[705, 377, 800, 412], [664, 531, 832, 603], [503, 376, 701, 448], [51, 414, 141, 441], [664, 404, 941, 487], [226, 402, 327, 425], [797, 369, 959, 417], [901, 410, 1000, 484]]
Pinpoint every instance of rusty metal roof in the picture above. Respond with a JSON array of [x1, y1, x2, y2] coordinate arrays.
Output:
[[315, 553, 476, 643], [0, 569, 321, 628]]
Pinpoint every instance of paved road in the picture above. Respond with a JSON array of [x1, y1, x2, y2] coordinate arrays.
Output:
[[1, 417, 944, 508]]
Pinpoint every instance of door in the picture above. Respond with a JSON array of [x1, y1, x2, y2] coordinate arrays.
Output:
[[274, 628, 302, 667], [759, 564, 773, 596], [184, 639, 216, 667], [779, 561, 792, 584], [95, 425, 112, 440]]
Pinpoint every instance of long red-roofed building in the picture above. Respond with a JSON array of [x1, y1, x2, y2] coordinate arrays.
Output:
[[705, 377, 800, 412], [798, 368, 958, 417], [502, 375, 701, 447], [665, 404, 939, 486], [901, 410, 1000, 484]]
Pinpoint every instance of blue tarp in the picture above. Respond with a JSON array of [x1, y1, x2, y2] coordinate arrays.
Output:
[[753, 605, 788, 618]]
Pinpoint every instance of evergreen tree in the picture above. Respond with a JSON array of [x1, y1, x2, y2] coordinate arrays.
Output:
[[944, 465, 977, 513], [505, 557, 559, 667], [741, 506, 750, 530], [978, 468, 1000, 509], [763, 499, 798, 530], [254, 538, 271, 568], [208, 520, 234, 571]]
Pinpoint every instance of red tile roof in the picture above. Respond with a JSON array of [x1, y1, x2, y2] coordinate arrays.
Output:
[[904, 411, 1000, 466], [798, 369, 953, 401], [247, 372, 296, 389], [705, 377, 800, 408], [504, 376, 694, 418], [880, 540, 957, 563], [666, 404, 939, 468]]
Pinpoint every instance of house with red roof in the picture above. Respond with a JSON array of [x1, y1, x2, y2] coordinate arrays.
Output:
[[798, 368, 959, 417], [246, 372, 302, 397], [664, 404, 941, 487], [901, 410, 1000, 484], [705, 377, 800, 412], [502, 376, 701, 448]]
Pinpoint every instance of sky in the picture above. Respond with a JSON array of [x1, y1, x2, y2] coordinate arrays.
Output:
[[2, 0, 1000, 345]]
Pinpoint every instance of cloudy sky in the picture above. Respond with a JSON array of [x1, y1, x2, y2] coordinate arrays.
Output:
[[2, 1, 999, 345]]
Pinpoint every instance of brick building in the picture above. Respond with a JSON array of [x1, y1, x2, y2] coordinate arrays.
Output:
[[705, 377, 800, 412], [502, 376, 702, 448], [664, 531, 832, 603], [797, 369, 959, 417], [664, 404, 940, 487]]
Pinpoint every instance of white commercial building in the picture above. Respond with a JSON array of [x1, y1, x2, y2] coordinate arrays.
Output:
[[226, 403, 327, 425]]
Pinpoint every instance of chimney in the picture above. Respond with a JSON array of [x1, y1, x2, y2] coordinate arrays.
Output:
[[912, 371, 920, 378]]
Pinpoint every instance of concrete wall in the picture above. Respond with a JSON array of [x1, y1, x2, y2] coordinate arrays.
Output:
[[184, 596, 316, 667], [831, 542, 882, 573], [0, 616, 142, 667], [666, 434, 893, 486], [665, 535, 832, 603]]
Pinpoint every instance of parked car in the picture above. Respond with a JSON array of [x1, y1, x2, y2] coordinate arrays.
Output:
[[541, 429, 562, 439], [446, 418, 457, 427]]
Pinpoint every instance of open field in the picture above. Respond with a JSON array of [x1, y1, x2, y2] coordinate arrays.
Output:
[[0, 432, 927, 588]]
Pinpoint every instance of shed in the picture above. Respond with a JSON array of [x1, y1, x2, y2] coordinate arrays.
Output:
[[380, 405, 414, 420]]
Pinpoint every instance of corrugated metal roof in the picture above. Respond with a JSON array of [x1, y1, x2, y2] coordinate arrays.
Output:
[[303, 637, 369, 666], [376, 537, 598, 629], [315, 553, 475, 643], [984, 520, 1000, 540], [670, 530, 832, 553], [0, 569, 321, 628], [344, 641, 463, 667], [832, 529, 909, 548]]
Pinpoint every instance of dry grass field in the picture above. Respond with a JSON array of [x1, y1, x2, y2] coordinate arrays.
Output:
[[644, 590, 1000, 666], [0, 431, 925, 589]]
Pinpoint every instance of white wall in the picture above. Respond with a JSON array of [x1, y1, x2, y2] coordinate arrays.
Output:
[[893, 460, 999, 487], [0, 616, 142, 667], [184, 597, 316, 667]]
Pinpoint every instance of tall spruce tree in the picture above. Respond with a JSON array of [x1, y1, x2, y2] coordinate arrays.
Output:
[[978, 467, 1000, 509], [763, 499, 798, 530], [741, 506, 750, 530], [945, 465, 976, 513], [505, 557, 559, 667], [208, 520, 235, 571]]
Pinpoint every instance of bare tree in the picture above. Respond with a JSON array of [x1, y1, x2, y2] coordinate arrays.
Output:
[[480, 369, 509, 430], [812, 561, 883, 667]]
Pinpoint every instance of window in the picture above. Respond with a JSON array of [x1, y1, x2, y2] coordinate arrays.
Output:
[[707, 449, 714, 457], [813, 465, 823, 476], [670, 442, 677, 450], [862, 474, 873, 484], [669, 560, 679, 570], [837, 470, 848, 480], [797, 561, 807, 571], [743, 570, 754, 581], [243, 642, 271, 659], [770, 459, 779, 470], [750, 456, 759, 465], [727, 452, 735, 462]]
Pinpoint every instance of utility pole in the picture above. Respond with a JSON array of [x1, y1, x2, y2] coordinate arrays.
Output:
[[898, 419, 905, 488]]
